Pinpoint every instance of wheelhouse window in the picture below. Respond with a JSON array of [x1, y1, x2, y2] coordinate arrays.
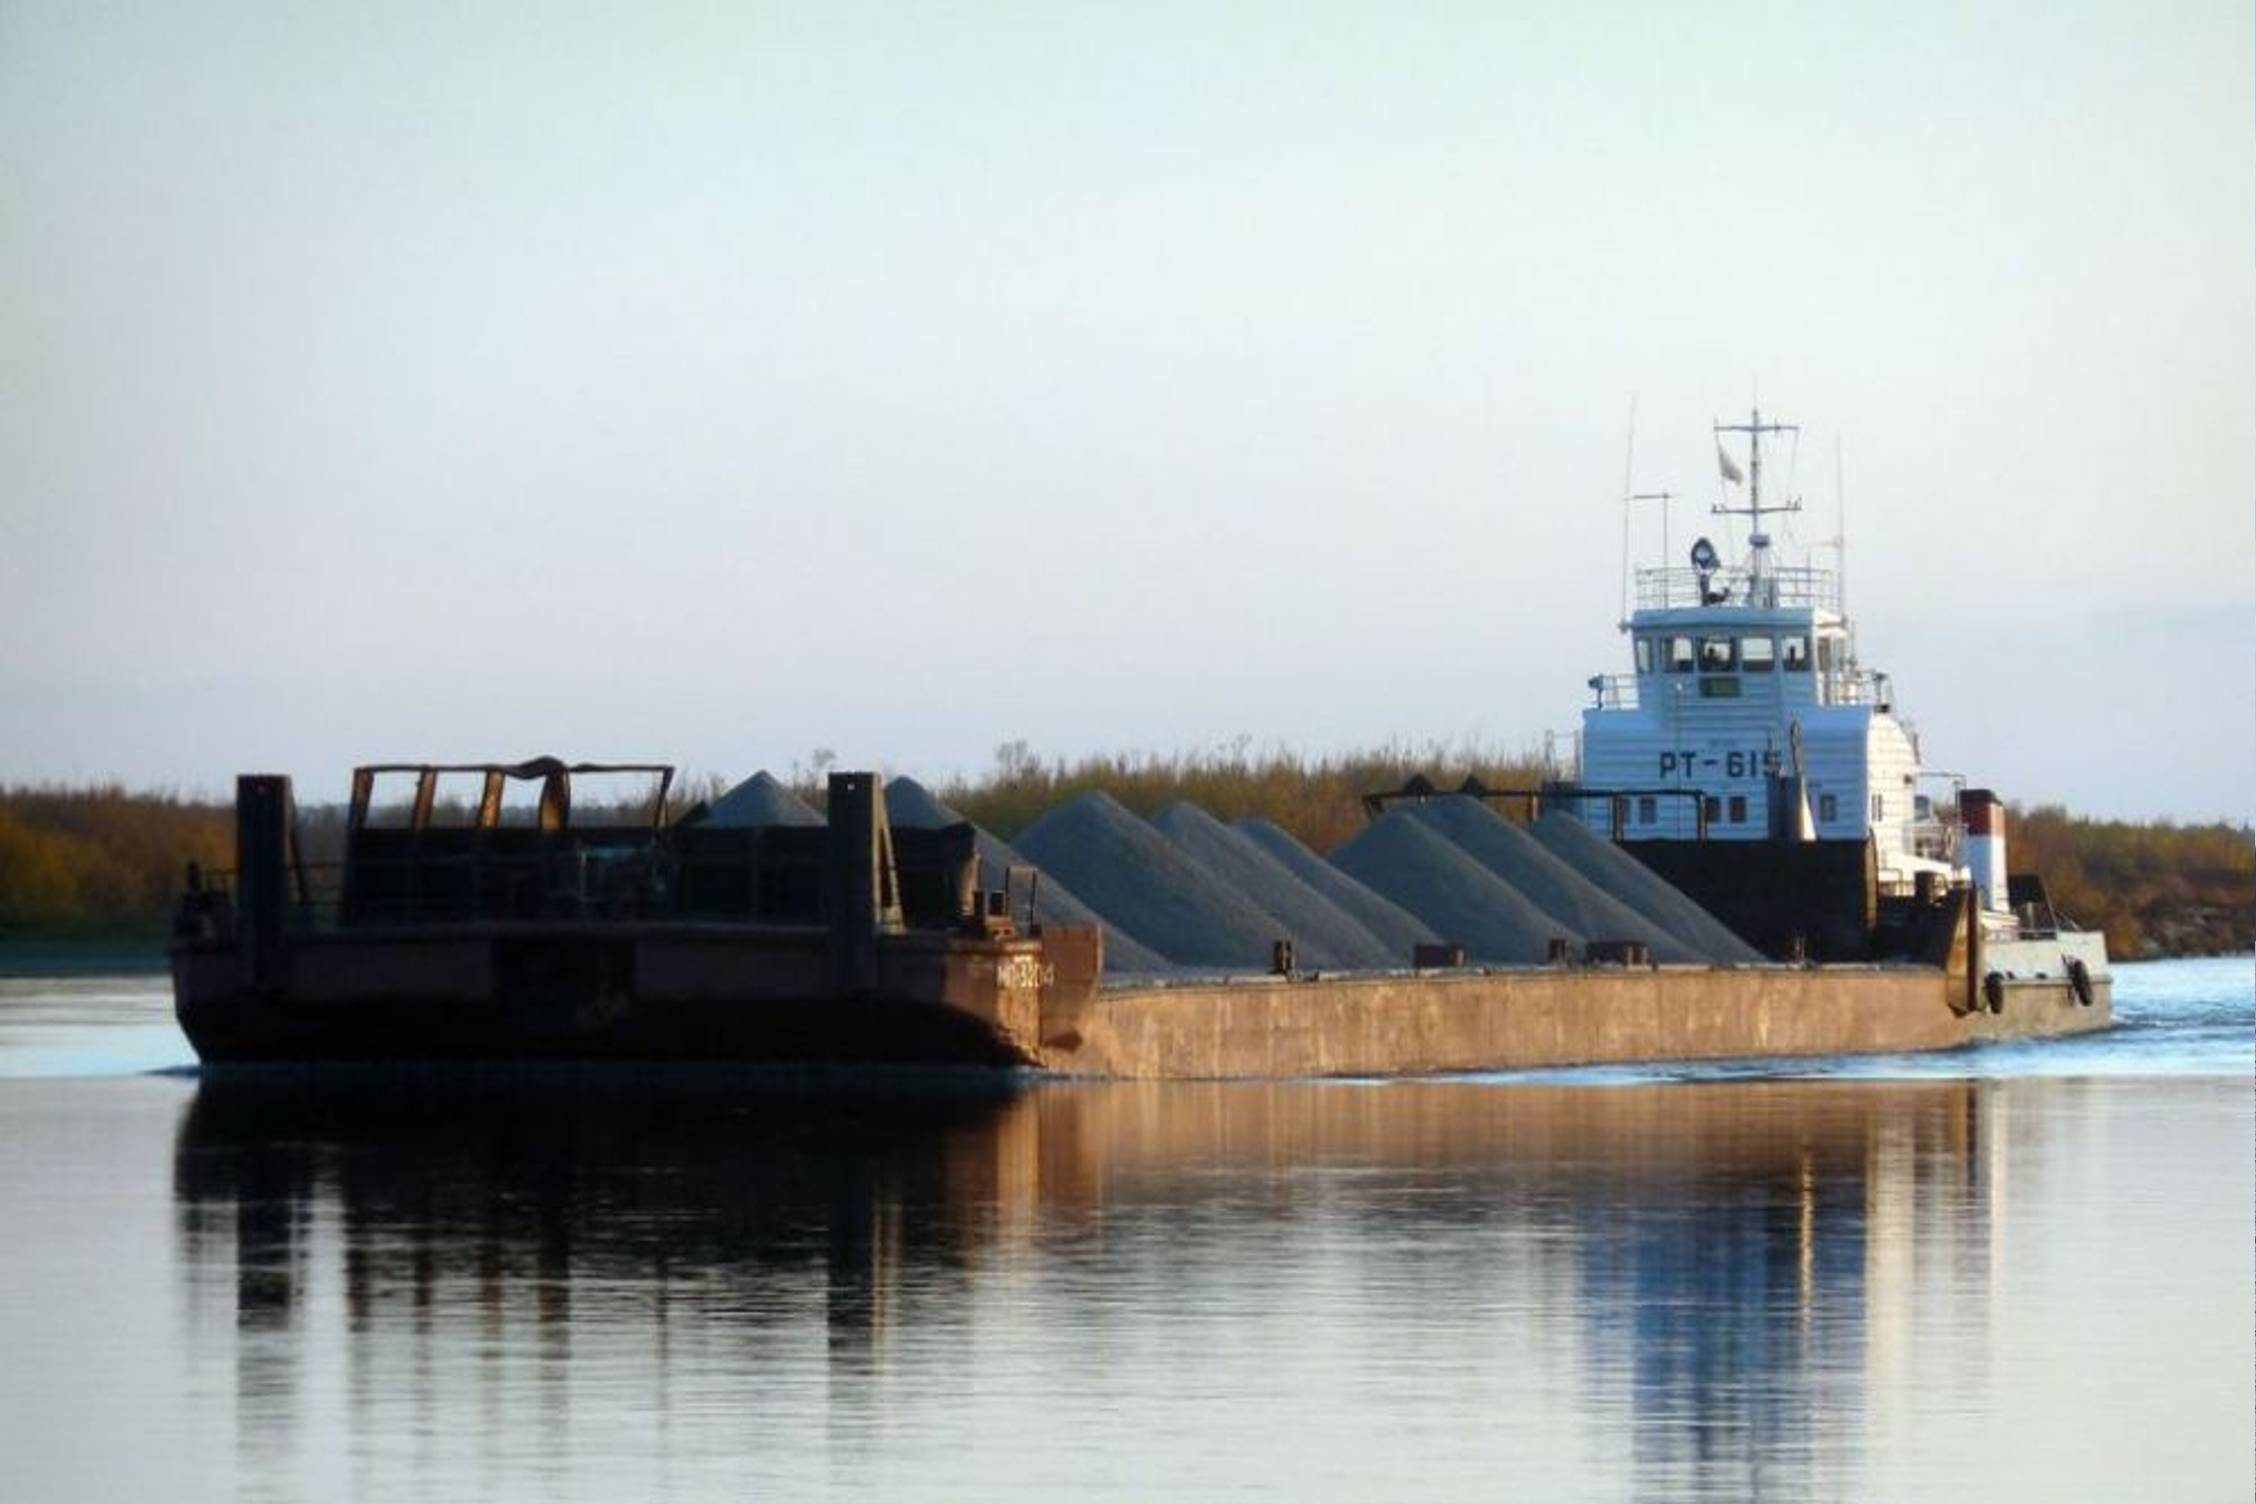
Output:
[[1636, 795, 1656, 825], [1668, 637, 1696, 673], [1781, 635, 1811, 672], [1634, 638, 1654, 674], [1699, 637, 1736, 671], [1728, 794, 1747, 824], [1741, 636, 1774, 672]]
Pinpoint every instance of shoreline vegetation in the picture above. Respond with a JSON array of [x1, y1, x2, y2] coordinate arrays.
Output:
[[3, 745, 2248, 962]]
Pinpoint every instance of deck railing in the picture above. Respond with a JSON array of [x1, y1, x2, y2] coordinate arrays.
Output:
[[1590, 674, 1639, 709], [1634, 564, 1841, 612], [1586, 668, 1889, 710], [178, 818, 983, 939], [178, 852, 680, 934]]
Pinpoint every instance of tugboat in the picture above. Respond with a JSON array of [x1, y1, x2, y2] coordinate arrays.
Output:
[[1549, 406, 2110, 1011]]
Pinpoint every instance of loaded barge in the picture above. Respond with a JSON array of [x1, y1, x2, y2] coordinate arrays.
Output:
[[169, 405, 2110, 1077], [171, 764, 2103, 1078]]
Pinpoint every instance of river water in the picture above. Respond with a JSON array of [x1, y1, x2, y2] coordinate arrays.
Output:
[[0, 958, 2248, 1501]]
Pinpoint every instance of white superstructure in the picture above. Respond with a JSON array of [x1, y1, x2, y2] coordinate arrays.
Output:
[[1558, 407, 1955, 896]]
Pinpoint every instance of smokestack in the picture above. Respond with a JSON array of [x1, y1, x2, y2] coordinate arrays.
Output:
[[1962, 788, 2007, 912]]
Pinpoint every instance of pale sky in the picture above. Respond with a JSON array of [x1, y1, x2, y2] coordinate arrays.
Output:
[[3, 2, 2250, 820]]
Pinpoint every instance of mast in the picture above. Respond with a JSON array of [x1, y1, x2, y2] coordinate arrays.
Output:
[[1834, 435, 1847, 623], [1712, 406, 1800, 606], [1618, 398, 1637, 629]]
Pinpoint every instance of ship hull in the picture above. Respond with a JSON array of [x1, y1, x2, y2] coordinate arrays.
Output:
[[173, 923, 1049, 1069], [174, 931, 2109, 1078], [173, 767, 2112, 1079], [1040, 963, 2108, 1078]]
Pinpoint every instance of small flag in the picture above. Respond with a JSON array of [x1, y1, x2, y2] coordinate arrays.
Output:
[[1716, 442, 1744, 484]]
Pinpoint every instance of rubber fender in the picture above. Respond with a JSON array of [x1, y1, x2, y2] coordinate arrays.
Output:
[[2067, 956, 2094, 1007], [1983, 971, 2006, 1014]]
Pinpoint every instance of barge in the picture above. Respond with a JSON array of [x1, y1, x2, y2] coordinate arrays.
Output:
[[171, 765, 2104, 1079], [168, 405, 2110, 1077]]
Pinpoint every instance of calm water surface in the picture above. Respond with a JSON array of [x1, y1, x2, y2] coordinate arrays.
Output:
[[0, 958, 2248, 1501]]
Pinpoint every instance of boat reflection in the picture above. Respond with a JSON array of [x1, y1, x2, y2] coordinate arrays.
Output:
[[173, 1072, 2003, 1496]]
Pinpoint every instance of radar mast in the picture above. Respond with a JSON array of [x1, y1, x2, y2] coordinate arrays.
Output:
[[1713, 407, 1800, 606]]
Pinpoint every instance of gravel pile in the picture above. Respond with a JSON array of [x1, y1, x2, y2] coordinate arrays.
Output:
[[691, 773, 1756, 975], [1148, 802, 1395, 971], [1526, 810, 1767, 964], [883, 777, 1169, 973], [1016, 791, 1298, 970], [1328, 809, 1581, 964], [1233, 817, 1438, 966], [702, 771, 823, 828], [1405, 796, 1702, 963], [880, 776, 959, 830]]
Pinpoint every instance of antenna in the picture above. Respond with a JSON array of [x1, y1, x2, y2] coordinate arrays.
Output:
[[1833, 434, 1847, 621], [1618, 396, 1638, 629], [1713, 405, 1801, 604]]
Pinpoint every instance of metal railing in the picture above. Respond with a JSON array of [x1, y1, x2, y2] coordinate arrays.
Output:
[[333, 848, 683, 927], [1542, 730, 1581, 781], [1820, 669, 1889, 706], [1590, 674, 1639, 709], [1634, 564, 1841, 612], [1592, 668, 1887, 709], [179, 850, 685, 935], [1908, 817, 1960, 865]]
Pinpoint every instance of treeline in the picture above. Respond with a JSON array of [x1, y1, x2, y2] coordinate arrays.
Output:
[[0, 786, 232, 937], [2, 758, 2248, 960], [2008, 805, 2253, 960], [925, 739, 1546, 856]]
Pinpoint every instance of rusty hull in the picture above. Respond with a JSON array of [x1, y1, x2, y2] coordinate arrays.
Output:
[[174, 919, 2109, 1076], [1039, 961, 2109, 1079], [173, 923, 1051, 1067]]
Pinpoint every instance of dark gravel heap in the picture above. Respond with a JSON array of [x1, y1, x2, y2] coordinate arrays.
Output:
[[882, 776, 1169, 973], [702, 771, 823, 828], [695, 774, 1760, 976], [880, 776, 959, 830], [1233, 816, 1438, 966], [1525, 810, 1767, 964], [1149, 802, 1395, 971], [1328, 809, 1582, 964], [1405, 796, 1703, 963], [1016, 790, 1298, 970]]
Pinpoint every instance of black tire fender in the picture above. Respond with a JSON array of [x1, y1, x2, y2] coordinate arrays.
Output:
[[2067, 956, 2094, 1007], [1984, 971, 2006, 1014]]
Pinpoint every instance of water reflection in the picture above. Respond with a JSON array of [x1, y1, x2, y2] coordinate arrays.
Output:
[[172, 1074, 2007, 1500]]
